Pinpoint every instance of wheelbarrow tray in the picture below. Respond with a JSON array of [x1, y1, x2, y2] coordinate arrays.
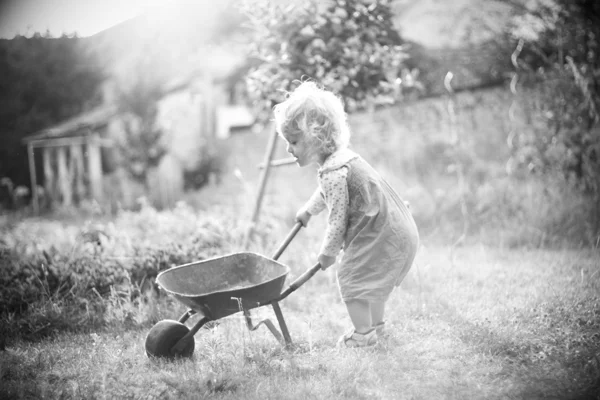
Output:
[[156, 252, 290, 320]]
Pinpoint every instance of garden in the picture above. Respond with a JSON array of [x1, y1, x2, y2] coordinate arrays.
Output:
[[1, 0, 600, 399]]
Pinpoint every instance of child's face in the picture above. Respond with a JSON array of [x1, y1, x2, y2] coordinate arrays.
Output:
[[283, 132, 324, 167]]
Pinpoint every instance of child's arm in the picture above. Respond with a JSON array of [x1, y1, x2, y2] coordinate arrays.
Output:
[[317, 167, 349, 269], [296, 188, 326, 227]]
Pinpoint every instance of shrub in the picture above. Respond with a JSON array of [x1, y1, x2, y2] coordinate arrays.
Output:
[[0, 202, 276, 324], [243, 0, 418, 122], [183, 140, 229, 191], [506, 0, 600, 237]]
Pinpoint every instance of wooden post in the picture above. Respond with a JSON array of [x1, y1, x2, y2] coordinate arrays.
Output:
[[204, 74, 215, 137], [27, 143, 39, 214], [42, 147, 54, 206], [244, 125, 279, 246], [56, 146, 72, 206], [87, 138, 103, 202], [70, 144, 85, 203]]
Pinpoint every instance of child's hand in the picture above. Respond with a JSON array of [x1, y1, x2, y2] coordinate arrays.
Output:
[[295, 209, 312, 227], [318, 254, 336, 270]]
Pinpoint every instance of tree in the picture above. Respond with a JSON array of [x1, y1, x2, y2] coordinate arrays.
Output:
[[503, 0, 600, 236], [0, 34, 104, 188], [114, 69, 167, 186], [242, 0, 417, 121]]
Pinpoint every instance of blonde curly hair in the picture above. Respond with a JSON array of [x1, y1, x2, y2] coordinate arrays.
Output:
[[273, 81, 350, 155]]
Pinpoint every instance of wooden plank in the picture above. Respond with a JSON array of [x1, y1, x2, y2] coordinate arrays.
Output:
[[22, 104, 118, 143], [29, 136, 113, 149], [258, 157, 297, 169]]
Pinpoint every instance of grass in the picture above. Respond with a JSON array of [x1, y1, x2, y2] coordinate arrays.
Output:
[[1, 117, 599, 399], [2, 239, 598, 399]]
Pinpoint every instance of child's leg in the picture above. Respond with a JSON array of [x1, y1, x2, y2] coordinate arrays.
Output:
[[370, 301, 386, 326], [345, 299, 372, 333]]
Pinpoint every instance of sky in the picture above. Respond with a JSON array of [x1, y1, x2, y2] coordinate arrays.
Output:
[[0, 0, 170, 39]]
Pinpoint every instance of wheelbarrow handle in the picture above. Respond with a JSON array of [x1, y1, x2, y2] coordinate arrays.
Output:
[[278, 262, 322, 301], [271, 221, 303, 260]]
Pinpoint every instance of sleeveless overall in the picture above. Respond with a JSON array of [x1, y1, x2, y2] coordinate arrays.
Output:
[[337, 156, 419, 302]]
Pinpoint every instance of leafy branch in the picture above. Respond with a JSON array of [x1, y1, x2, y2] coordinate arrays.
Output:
[[242, 0, 420, 121]]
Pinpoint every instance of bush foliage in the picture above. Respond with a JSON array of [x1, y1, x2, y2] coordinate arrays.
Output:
[[243, 0, 417, 121], [0, 202, 274, 319], [505, 0, 600, 234]]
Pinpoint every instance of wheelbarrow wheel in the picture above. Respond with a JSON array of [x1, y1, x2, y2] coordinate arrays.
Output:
[[145, 319, 195, 359]]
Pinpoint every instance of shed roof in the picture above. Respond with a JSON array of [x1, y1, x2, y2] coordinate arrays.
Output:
[[22, 105, 119, 143], [22, 70, 207, 144]]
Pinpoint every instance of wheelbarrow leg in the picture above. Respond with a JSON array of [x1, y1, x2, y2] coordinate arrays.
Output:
[[177, 309, 196, 324], [271, 301, 292, 346], [242, 308, 283, 344]]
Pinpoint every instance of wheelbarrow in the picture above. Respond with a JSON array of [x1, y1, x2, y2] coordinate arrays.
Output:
[[145, 222, 321, 359]]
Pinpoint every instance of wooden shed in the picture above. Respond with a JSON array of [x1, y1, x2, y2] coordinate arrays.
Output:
[[22, 105, 117, 213]]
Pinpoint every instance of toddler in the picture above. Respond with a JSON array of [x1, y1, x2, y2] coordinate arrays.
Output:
[[273, 81, 419, 347]]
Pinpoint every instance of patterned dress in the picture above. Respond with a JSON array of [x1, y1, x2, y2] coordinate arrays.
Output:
[[302, 148, 419, 302]]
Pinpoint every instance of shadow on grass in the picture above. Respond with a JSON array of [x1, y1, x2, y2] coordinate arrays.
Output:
[[429, 295, 600, 400]]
